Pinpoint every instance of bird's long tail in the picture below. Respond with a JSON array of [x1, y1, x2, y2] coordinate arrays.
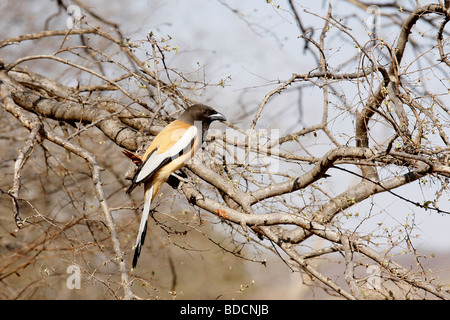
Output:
[[132, 184, 153, 269]]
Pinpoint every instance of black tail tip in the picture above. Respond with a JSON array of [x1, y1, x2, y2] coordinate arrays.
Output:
[[131, 217, 148, 269], [132, 244, 141, 269]]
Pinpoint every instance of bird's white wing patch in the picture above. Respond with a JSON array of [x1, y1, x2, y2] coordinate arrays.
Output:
[[135, 125, 197, 184]]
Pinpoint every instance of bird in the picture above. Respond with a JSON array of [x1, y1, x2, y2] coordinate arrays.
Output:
[[126, 104, 226, 268]]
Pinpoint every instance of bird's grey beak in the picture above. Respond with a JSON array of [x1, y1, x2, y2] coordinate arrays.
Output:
[[209, 112, 226, 122]]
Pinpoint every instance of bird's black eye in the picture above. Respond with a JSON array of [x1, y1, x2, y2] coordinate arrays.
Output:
[[202, 110, 208, 115]]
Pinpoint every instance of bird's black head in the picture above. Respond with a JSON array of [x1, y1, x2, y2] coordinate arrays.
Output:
[[179, 104, 226, 126]]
